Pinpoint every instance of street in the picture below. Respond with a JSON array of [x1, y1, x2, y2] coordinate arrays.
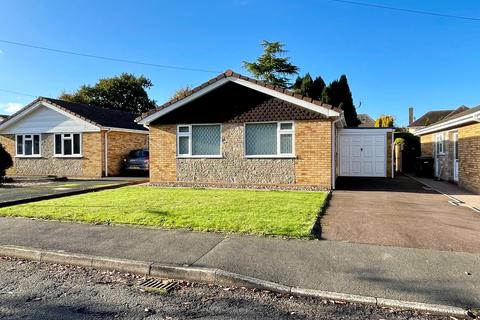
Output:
[[0, 257, 462, 320]]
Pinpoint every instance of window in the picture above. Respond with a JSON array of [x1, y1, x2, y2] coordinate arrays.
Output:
[[54, 133, 82, 156], [435, 133, 444, 155], [245, 122, 294, 157], [177, 125, 221, 157], [16, 134, 41, 157]]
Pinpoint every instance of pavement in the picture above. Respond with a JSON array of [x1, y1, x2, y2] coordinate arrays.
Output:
[[0, 217, 478, 309], [409, 175, 480, 210], [321, 175, 480, 253], [0, 177, 147, 206]]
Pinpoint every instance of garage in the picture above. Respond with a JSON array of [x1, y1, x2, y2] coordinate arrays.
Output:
[[338, 128, 394, 177]]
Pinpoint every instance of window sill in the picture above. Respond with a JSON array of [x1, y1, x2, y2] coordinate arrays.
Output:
[[53, 155, 83, 159], [245, 155, 297, 159], [16, 155, 42, 159], [177, 155, 223, 159]]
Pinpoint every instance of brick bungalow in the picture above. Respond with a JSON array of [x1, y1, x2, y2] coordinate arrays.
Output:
[[0, 97, 148, 178], [415, 105, 480, 193], [137, 70, 393, 190]]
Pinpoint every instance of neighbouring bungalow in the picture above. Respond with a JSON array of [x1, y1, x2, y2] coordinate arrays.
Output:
[[357, 114, 375, 128], [415, 105, 480, 193], [137, 70, 394, 190], [407, 105, 469, 134], [0, 97, 148, 178]]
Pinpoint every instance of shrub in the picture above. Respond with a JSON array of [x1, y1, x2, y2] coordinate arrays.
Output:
[[0, 143, 13, 181]]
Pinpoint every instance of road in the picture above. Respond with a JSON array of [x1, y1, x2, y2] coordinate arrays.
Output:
[[0, 257, 463, 320]]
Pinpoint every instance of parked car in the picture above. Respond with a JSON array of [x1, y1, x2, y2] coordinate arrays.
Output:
[[122, 149, 149, 175]]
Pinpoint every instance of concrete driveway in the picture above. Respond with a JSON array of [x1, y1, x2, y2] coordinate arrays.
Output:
[[322, 175, 480, 253]]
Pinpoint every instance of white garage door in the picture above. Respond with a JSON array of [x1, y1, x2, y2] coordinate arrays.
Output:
[[339, 131, 387, 177]]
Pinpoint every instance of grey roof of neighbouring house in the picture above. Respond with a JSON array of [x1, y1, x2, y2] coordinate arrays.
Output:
[[3, 97, 147, 131], [409, 106, 469, 128], [357, 114, 375, 127]]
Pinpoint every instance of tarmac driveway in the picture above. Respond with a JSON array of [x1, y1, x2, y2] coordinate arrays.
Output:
[[322, 175, 480, 253]]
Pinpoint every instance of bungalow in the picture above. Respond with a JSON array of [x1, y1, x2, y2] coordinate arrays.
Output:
[[0, 97, 148, 178], [137, 70, 394, 190], [408, 106, 469, 133], [415, 105, 480, 193]]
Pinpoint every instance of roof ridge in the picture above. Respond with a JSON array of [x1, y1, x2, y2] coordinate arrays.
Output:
[[137, 70, 339, 122]]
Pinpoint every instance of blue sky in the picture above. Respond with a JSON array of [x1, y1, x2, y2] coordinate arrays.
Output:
[[1, 0, 479, 126]]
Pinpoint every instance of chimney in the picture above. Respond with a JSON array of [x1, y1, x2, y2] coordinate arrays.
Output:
[[408, 107, 414, 125]]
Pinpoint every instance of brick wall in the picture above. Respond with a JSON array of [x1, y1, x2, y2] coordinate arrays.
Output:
[[294, 120, 332, 188], [106, 131, 148, 176], [458, 123, 480, 193], [82, 132, 103, 178], [149, 124, 177, 183], [0, 134, 16, 175], [420, 134, 434, 156]]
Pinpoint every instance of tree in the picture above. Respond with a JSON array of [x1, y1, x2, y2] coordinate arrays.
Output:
[[243, 40, 299, 87], [59, 73, 156, 115], [322, 75, 360, 127], [0, 143, 13, 182], [375, 115, 395, 128], [170, 85, 193, 100], [292, 74, 325, 100]]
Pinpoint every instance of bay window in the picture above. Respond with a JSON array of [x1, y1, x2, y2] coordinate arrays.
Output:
[[54, 133, 82, 156], [177, 124, 221, 157], [245, 122, 294, 157], [16, 134, 41, 157]]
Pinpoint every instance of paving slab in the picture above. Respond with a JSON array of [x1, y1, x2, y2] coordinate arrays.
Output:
[[0, 217, 225, 265]]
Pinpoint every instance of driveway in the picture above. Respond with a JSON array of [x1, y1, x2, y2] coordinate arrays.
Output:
[[322, 175, 480, 253], [0, 177, 147, 206]]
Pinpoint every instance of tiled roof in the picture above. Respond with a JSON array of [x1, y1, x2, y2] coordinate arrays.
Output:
[[137, 70, 339, 122], [357, 113, 375, 127], [409, 110, 455, 127], [3, 97, 147, 131], [431, 105, 480, 126]]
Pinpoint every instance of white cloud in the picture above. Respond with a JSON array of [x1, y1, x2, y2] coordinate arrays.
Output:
[[0, 102, 23, 114]]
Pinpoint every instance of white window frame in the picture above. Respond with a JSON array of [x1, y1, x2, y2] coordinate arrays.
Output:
[[244, 121, 295, 158], [435, 133, 445, 156], [176, 124, 222, 158], [53, 133, 83, 157], [15, 134, 42, 157]]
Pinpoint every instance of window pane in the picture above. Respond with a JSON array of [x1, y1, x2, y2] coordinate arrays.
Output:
[[16, 136, 23, 154], [179, 136, 189, 155], [245, 123, 277, 155], [192, 125, 220, 155], [64, 139, 72, 155], [280, 134, 292, 154], [73, 134, 81, 154], [55, 134, 62, 154], [33, 135, 40, 155], [178, 126, 190, 133], [24, 139, 32, 155], [280, 123, 293, 130]]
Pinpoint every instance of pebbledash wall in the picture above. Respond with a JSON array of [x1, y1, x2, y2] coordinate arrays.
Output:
[[0, 131, 147, 178], [420, 122, 480, 193], [149, 119, 333, 189]]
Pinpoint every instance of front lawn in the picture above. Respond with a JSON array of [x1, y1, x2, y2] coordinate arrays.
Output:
[[0, 186, 328, 237]]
